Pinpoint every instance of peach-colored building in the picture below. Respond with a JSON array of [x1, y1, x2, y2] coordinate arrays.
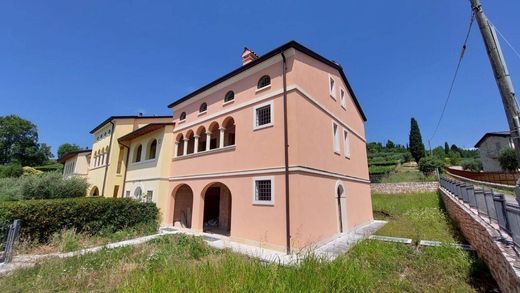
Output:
[[167, 41, 373, 253], [59, 149, 91, 179]]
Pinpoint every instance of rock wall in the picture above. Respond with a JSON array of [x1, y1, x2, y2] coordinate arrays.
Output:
[[370, 182, 439, 194]]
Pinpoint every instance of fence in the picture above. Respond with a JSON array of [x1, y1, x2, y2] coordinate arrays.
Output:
[[439, 177, 520, 249], [446, 168, 520, 186], [0, 220, 21, 263]]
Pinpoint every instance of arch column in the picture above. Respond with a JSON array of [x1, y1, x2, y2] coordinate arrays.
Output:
[[219, 127, 226, 148], [206, 131, 212, 151], [183, 138, 189, 156], [194, 135, 200, 154], [174, 141, 179, 157]]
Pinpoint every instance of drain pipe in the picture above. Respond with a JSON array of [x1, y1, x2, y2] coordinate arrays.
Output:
[[281, 51, 291, 254], [120, 141, 131, 198], [101, 121, 115, 196]]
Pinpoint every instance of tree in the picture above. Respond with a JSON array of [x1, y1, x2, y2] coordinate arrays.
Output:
[[0, 115, 52, 166], [444, 142, 450, 154], [385, 140, 395, 149], [498, 147, 518, 171], [408, 118, 425, 163], [58, 143, 81, 160], [450, 144, 460, 154]]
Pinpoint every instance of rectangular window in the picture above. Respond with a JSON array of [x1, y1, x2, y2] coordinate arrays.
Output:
[[146, 191, 153, 203], [253, 101, 273, 130], [125, 190, 130, 198], [340, 88, 346, 108], [329, 75, 336, 99], [344, 130, 351, 158], [333, 122, 340, 154], [113, 185, 120, 198], [116, 146, 124, 174], [253, 177, 274, 205]]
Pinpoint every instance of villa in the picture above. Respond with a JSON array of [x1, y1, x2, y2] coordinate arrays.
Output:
[[61, 41, 373, 253]]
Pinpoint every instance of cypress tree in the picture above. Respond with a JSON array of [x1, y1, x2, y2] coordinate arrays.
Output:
[[409, 118, 425, 163], [444, 142, 450, 154]]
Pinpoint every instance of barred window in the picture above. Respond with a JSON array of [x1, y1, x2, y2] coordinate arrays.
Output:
[[253, 177, 274, 205], [255, 105, 271, 127]]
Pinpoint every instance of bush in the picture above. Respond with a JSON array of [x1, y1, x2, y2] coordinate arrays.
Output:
[[0, 163, 23, 178], [0, 197, 158, 243], [461, 159, 483, 172], [418, 156, 444, 175], [498, 147, 518, 171], [0, 172, 88, 201], [22, 166, 43, 176], [402, 152, 413, 163]]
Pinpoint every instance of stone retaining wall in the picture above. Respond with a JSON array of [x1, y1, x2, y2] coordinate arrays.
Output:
[[440, 188, 520, 292], [370, 182, 439, 194]]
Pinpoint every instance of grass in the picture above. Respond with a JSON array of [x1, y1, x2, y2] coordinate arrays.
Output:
[[0, 191, 497, 292], [378, 163, 437, 183], [372, 192, 464, 243]]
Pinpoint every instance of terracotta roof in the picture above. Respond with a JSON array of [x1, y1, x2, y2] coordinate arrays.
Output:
[[89, 115, 173, 134], [118, 123, 174, 143], [167, 40, 367, 122], [474, 131, 510, 148], [58, 149, 92, 164]]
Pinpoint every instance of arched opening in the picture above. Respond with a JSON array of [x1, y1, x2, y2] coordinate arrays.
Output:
[[335, 181, 346, 233], [257, 75, 271, 89], [90, 186, 99, 197], [186, 130, 195, 155], [199, 102, 207, 113], [222, 117, 235, 146], [134, 144, 142, 162], [148, 139, 157, 160], [202, 182, 232, 235], [176, 133, 184, 156], [172, 184, 194, 228], [179, 112, 186, 121], [224, 91, 234, 102], [196, 126, 207, 152], [134, 186, 143, 200], [208, 122, 220, 150]]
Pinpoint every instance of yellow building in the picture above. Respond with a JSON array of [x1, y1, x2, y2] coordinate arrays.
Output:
[[87, 115, 172, 197]]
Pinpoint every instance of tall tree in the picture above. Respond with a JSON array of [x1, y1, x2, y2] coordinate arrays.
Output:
[[0, 115, 52, 166], [57, 143, 81, 160], [444, 142, 450, 154], [409, 118, 425, 163], [386, 140, 395, 149]]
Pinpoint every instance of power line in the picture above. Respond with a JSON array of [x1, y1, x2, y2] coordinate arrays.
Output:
[[489, 20, 520, 62], [429, 13, 475, 142]]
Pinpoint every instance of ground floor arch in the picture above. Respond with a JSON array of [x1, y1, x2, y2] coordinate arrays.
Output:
[[172, 184, 194, 228], [90, 186, 99, 197], [335, 180, 347, 233], [202, 182, 232, 235]]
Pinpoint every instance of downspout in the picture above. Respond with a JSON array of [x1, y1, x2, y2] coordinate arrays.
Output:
[[101, 121, 115, 196], [120, 141, 130, 198], [281, 51, 291, 254]]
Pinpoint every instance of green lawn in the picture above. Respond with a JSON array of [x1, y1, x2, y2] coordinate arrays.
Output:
[[0, 192, 497, 292]]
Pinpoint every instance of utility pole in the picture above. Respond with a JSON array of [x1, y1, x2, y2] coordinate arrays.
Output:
[[469, 0, 520, 164]]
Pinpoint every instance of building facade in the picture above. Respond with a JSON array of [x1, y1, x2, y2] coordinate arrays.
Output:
[[475, 131, 514, 171], [59, 150, 91, 179]]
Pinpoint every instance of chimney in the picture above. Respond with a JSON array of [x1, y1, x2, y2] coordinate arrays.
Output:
[[241, 47, 258, 65]]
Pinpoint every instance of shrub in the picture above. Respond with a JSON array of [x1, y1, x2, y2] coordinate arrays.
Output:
[[402, 152, 413, 163], [461, 159, 483, 172], [0, 163, 23, 178], [498, 147, 518, 172], [22, 166, 43, 176], [418, 156, 444, 175], [0, 197, 158, 243], [0, 172, 88, 201]]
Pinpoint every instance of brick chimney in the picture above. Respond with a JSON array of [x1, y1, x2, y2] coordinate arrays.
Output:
[[241, 47, 258, 65]]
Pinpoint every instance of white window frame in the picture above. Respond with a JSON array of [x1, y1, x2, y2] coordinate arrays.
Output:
[[253, 101, 274, 130], [252, 176, 275, 205], [344, 129, 351, 158], [340, 88, 347, 109], [329, 74, 336, 100], [145, 190, 153, 203], [332, 121, 340, 154]]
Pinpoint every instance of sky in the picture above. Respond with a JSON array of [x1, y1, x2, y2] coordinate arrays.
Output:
[[1, 0, 520, 156]]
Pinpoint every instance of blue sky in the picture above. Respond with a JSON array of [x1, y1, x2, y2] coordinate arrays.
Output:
[[1, 0, 519, 156]]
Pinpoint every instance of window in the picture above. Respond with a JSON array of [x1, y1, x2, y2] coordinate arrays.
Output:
[[145, 191, 153, 203], [113, 185, 119, 198], [253, 102, 273, 130], [257, 75, 271, 89], [116, 146, 124, 174], [340, 88, 346, 108], [179, 112, 186, 121], [134, 144, 142, 162], [332, 122, 340, 154], [125, 190, 131, 198], [199, 102, 207, 113], [148, 139, 157, 160], [329, 75, 336, 99], [134, 187, 142, 200], [253, 177, 274, 205], [344, 130, 351, 158], [224, 91, 235, 103]]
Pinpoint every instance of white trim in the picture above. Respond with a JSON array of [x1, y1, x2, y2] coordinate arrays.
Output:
[[222, 99, 235, 106], [173, 145, 235, 161], [125, 177, 170, 183], [169, 165, 370, 184], [255, 84, 271, 93], [328, 74, 336, 100], [197, 111, 207, 116], [332, 121, 341, 154], [252, 176, 275, 206], [343, 129, 351, 159], [253, 100, 274, 130]]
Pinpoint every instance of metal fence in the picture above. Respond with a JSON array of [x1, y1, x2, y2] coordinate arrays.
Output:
[[440, 177, 520, 248]]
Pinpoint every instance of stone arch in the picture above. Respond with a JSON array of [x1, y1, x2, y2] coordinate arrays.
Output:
[[196, 126, 207, 152], [185, 130, 195, 155], [90, 186, 100, 197], [222, 116, 236, 146], [207, 122, 220, 150], [175, 133, 184, 156], [172, 184, 194, 228], [201, 182, 232, 235]]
